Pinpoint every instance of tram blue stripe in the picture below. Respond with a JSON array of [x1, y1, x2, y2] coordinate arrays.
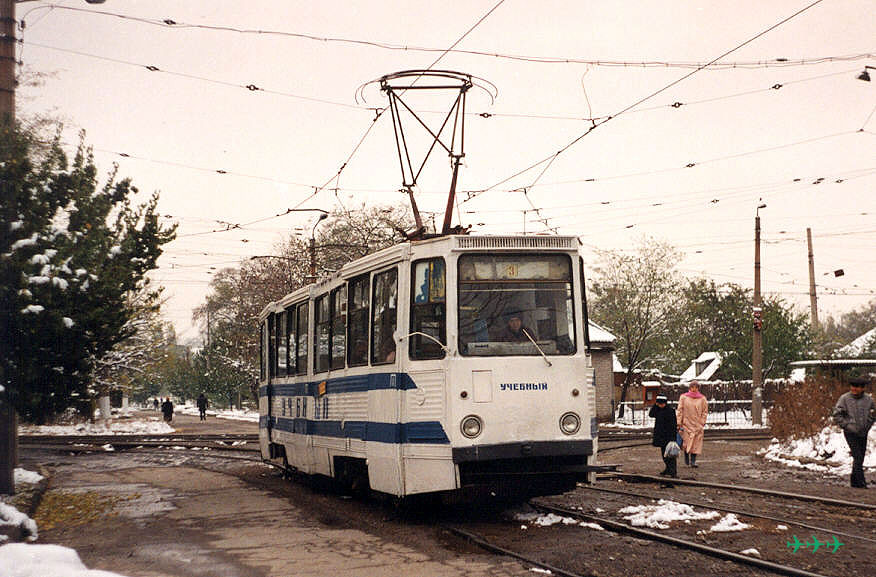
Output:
[[261, 415, 449, 444], [259, 372, 417, 398]]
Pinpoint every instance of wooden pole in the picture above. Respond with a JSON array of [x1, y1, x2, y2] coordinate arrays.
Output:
[[807, 228, 819, 329]]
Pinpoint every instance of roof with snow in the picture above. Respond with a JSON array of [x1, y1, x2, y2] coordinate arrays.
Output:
[[680, 351, 722, 381], [587, 321, 616, 345], [837, 327, 876, 357]]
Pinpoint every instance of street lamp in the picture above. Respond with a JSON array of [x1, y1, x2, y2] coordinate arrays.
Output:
[[857, 66, 875, 82], [309, 213, 328, 283]]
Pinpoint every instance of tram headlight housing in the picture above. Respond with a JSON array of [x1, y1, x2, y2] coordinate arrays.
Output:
[[559, 411, 581, 435], [461, 415, 483, 439]]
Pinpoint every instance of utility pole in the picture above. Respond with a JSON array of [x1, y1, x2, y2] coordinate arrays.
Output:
[[1, 0, 15, 125], [752, 204, 765, 426], [807, 228, 819, 329], [0, 0, 14, 495]]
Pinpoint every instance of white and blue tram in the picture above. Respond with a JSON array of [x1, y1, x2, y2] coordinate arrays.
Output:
[[258, 234, 598, 498]]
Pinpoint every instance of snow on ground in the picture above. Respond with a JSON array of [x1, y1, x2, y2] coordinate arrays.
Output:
[[514, 511, 604, 531], [760, 425, 876, 476], [708, 513, 751, 532], [19, 418, 174, 436], [14, 468, 44, 485], [177, 403, 259, 422], [0, 503, 38, 542], [0, 543, 130, 577], [19, 405, 258, 436], [617, 499, 720, 529]]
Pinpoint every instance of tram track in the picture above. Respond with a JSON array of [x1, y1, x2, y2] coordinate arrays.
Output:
[[601, 472, 876, 510], [20, 433, 261, 456], [527, 500, 832, 577], [574, 483, 876, 545]]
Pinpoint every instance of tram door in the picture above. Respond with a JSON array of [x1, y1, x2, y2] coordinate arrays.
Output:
[[366, 380, 404, 495]]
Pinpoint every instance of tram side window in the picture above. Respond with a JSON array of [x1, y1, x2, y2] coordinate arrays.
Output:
[[285, 305, 297, 374], [314, 295, 330, 373], [259, 321, 266, 380], [296, 302, 309, 375], [371, 267, 398, 365], [267, 313, 276, 378], [410, 258, 446, 360], [347, 274, 369, 366], [579, 257, 591, 349], [330, 286, 347, 370], [276, 311, 287, 377]]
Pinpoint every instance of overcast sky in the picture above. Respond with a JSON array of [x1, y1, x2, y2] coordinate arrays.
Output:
[[16, 0, 876, 343]]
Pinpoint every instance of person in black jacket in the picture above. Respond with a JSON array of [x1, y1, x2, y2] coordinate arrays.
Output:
[[649, 394, 678, 478]]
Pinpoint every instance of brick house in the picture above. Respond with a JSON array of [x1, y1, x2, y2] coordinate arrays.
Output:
[[587, 321, 617, 420]]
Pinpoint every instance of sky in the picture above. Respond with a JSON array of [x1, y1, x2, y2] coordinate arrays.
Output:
[[13, 0, 876, 344]]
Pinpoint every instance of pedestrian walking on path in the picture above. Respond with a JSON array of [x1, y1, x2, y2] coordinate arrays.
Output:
[[161, 398, 174, 423], [833, 377, 875, 488], [197, 393, 208, 421], [677, 381, 708, 467], [650, 394, 678, 478]]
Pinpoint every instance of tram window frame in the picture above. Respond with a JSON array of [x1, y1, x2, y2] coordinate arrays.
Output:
[[259, 321, 266, 380], [267, 313, 276, 378], [314, 294, 330, 374], [276, 311, 288, 377], [285, 304, 297, 374], [330, 285, 347, 370], [371, 267, 398, 365], [295, 302, 309, 376], [579, 257, 591, 349], [347, 274, 370, 367], [409, 258, 446, 360], [457, 253, 576, 357]]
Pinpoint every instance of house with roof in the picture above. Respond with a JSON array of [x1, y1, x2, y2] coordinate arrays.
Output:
[[587, 321, 617, 420], [680, 351, 723, 382], [838, 327, 876, 358]]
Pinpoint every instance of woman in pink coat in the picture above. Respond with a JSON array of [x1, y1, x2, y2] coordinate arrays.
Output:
[[676, 381, 708, 467]]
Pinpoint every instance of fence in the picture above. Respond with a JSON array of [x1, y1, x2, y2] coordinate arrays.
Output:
[[612, 400, 772, 428]]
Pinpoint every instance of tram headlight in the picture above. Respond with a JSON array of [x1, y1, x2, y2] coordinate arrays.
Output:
[[461, 415, 483, 439], [559, 412, 581, 435]]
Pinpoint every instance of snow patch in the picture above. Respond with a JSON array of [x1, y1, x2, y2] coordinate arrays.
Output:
[[0, 543, 131, 576], [760, 426, 876, 476], [618, 499, 719, 529], [708, 513, 751, 532], [0, 504, 38, 542], [14, 469, 44, 485]]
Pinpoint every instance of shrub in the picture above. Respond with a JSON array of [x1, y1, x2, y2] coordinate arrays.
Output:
[[768, 376, 846, 440]]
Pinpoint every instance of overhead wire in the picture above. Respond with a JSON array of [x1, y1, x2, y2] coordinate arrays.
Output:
[[19, 3, 873, 70], [462, 0, 829, 209]]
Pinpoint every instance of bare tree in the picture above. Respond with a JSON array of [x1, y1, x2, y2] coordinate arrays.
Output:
[[588, 238, 683, 418]]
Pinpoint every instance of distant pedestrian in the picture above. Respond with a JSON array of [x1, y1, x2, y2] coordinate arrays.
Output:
[[197, 393, 208, 421], [152, 398, 159, 411], [677, 381, 708, 467], [649, 394, 678, 478], [833, 377, 875, 488], [161, 398, 174, 423]]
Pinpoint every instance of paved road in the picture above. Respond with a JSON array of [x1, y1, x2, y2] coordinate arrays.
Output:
[[21, 412, 532, 577]]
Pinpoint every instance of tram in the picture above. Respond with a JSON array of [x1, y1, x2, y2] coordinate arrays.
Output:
[[258, 234, 597, 499]]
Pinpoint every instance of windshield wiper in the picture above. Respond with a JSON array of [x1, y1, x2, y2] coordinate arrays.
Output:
[[522, 329, 552, 367]]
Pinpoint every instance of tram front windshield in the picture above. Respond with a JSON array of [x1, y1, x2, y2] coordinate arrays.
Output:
[[458, 254, 576, 356]]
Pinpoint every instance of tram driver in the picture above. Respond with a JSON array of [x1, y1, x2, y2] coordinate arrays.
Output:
[[498, 314, 533, 342]]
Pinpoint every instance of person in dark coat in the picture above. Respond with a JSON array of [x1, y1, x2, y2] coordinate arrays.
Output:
[[833, 377, 875, 488], [161, 398, 174, 423], [649, 394, 678, 478], [196, 393, 208, 421]]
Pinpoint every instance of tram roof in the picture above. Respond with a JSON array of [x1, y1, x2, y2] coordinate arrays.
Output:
[[260, 234, 582, 319]]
